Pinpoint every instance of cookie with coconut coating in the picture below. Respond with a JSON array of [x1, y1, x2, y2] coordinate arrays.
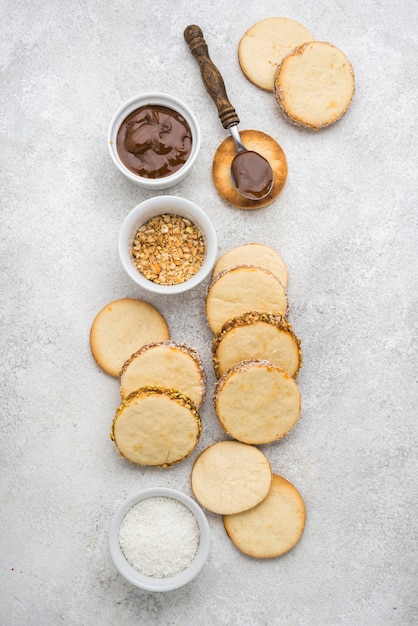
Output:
[[214, 359, 301, 444], [274, 41, 355, 130]]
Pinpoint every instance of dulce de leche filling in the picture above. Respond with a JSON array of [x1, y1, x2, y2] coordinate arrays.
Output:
[[116, 105, 192, 178]]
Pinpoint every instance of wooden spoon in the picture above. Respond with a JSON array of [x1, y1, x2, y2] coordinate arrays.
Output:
[[184, 25, 274, 201]]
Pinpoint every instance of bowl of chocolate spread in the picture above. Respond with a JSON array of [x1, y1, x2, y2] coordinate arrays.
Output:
[[108, 93, 201, 189]]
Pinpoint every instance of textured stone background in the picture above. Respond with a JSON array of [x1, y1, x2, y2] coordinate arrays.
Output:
[[1, 1, 417, 625]]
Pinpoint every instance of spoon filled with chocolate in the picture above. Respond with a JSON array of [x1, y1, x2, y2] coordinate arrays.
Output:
[[184, 25, 274, 201]]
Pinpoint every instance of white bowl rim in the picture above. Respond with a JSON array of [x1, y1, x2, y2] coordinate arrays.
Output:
[[108, 92, 201, 188], [108, 487, 211, 592], [118, 195, 218, 294]]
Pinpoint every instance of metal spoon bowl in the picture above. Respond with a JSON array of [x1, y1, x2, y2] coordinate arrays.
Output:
[[184, 25, 274, 201]]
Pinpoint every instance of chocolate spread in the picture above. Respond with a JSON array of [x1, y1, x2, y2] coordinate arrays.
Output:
[[231, 151, 273, 200], [117, 105, 192, 178]]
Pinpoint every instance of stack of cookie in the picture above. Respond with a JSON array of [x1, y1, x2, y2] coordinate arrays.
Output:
[[190, 440, 306, 559], [187, 243, 306, 557], [90, 297, 205, 467], [238, 16, 355, 130], [205, 243, 302, 446]]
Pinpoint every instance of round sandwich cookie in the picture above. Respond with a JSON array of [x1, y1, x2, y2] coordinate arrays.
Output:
[[214, 360, 301, 445], [212, 130, 288, 209], [274, 41, 355, 130], [191, 440, 272, 515], [212, 243, 288, 288], [120, 341, 205, 407], [206, 265, 287, 335], [90, 298, 169, 377], [111, 387, 201, 467], [238, 17, 314, 92], [223, 474, 306, 558], [212, 312, 302, 378]]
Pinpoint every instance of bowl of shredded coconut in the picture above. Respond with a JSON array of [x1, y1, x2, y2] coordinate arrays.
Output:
[[108, 487, 211, 591]]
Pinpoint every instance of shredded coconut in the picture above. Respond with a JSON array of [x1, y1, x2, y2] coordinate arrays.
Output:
[[118, 496, 200, 578]]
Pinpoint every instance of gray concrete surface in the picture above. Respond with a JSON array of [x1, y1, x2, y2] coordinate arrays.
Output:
[[1, 1, 417, 624]]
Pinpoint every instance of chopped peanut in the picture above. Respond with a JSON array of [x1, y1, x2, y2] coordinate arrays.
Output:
[[132, 213, 206, 285]]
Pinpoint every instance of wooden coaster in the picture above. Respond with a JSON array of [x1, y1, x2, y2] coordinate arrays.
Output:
[[212, 130, 288, 209]]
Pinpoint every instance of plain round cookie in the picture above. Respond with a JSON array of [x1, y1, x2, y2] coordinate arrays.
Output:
[[191, 440, 272, 515], [238, 17, 314, 92], [223, 474, 306, 558], [274, 41, 355, 130], [206, 266, 287, 335], [120, 341, 205, 406], [212, 243, 288, 288], [212, 312, 302, 378], [214, 360, 301, 444], [90, 298, 169, 377], [212, 130, 288, 209], [111, 388, 201, 467]]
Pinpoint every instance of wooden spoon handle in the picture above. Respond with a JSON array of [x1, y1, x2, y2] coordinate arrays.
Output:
[[184, 24, 240, 129]]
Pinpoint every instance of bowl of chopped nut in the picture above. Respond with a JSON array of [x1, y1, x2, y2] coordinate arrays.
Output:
[[108, 92, 201, 190], [118, 195, 218, 294]]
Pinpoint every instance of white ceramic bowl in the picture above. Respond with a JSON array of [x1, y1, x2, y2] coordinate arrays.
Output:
[[118, 195, 217, 295], [108, 92, 201, 189], [108, 488, 211, 592]]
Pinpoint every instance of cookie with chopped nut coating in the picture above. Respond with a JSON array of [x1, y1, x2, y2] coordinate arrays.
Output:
[[274, 41, 355, 130], [238, 17, 314, 92], [191, 440, 272, 515], [213, 243, 288, 288], [120, 341, 205, 406], [223, 474, 306, 558], [90, 298, 169, 377], [111, 387, 201, 467], [212, 130, 287, 209], [206, 266, 287, 335], [214, 360, 301, 444], [212, 312, 302, 378]]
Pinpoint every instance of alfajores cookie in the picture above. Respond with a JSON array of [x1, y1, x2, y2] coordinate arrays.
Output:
[[212, 312, 302, 378], [212, 130, 288, 209], [212, 243, 288, 288], [111, 387, 201, 467], [120, 341, 205, 407], [223, 474, 306, 558], [90, 298, 169, 377], [206, 266, 287, 335], [238, 17, 314, 92], [191, 440, 272, 515], [214, 359, 301, 444], [274, 41, 355, 130]]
